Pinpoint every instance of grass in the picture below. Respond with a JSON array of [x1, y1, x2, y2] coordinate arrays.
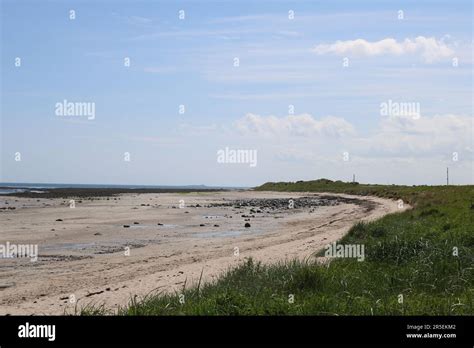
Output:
[[80, 179, 474, 315]]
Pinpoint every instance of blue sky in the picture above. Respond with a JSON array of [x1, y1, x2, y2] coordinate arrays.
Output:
[[1, 0, 473, 186]]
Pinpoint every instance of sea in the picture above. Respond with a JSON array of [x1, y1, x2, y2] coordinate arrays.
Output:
[[0, 183, 238, 195]]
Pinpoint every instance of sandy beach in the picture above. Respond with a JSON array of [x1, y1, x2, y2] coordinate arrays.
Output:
[[0, 190, 404, 315]]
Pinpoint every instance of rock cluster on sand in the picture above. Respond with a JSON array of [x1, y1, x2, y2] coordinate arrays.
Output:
[[209, 197, 343, 210], [206, 196, 372, 216]]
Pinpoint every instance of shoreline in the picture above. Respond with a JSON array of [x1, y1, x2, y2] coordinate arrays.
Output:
[[0, 187, 229, 199], [0, 190, 405, 315]]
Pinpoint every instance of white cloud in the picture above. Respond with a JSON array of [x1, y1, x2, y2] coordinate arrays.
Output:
[[313, 36, 455, 63], [358, 114, 473, 157], [233, 112, 472, 160], [234, 113, 355, 138]]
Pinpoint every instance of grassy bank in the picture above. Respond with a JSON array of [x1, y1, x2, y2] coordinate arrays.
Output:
[[81, 180, 474, 315]]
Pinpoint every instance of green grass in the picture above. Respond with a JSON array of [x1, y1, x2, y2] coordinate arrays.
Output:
[[80, 179, 474, 315]]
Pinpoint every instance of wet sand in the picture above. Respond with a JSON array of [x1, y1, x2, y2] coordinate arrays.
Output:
[[0, 190, 406, 315]]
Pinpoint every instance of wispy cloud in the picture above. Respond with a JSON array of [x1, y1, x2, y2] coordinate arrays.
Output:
[[131, 28, 263, 40], [210, 92, 319, 101], [209, 14, 274, 24], [143, 66, 177, 74], [235, 113, 355, 138], [112, 12, 154, 26], [128, 15, 153, 25]]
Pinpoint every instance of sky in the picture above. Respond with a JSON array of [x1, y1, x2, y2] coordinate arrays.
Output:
[[0, 0, 473, 187]]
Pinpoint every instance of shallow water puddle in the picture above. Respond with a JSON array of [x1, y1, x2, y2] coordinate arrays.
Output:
[[194, 230, 244, 238], [42, 238, 157, 253], [194, 229, 262, 238], [121, 224, 179, 229], [202, 215, 224, 219], [42, 242, 97, 251]]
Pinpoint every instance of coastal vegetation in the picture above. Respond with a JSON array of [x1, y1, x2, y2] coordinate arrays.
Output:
[[81, 180, 474, 315]]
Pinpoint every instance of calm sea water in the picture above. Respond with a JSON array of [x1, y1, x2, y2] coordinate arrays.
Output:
[[0, 182, 240, 194]]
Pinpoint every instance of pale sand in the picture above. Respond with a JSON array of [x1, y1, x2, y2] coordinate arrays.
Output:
[[0, 191, 407, 315]]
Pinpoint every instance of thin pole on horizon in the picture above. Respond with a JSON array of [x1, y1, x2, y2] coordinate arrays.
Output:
[[353, 174, 355, 183], [447, 167, 449, 186]]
